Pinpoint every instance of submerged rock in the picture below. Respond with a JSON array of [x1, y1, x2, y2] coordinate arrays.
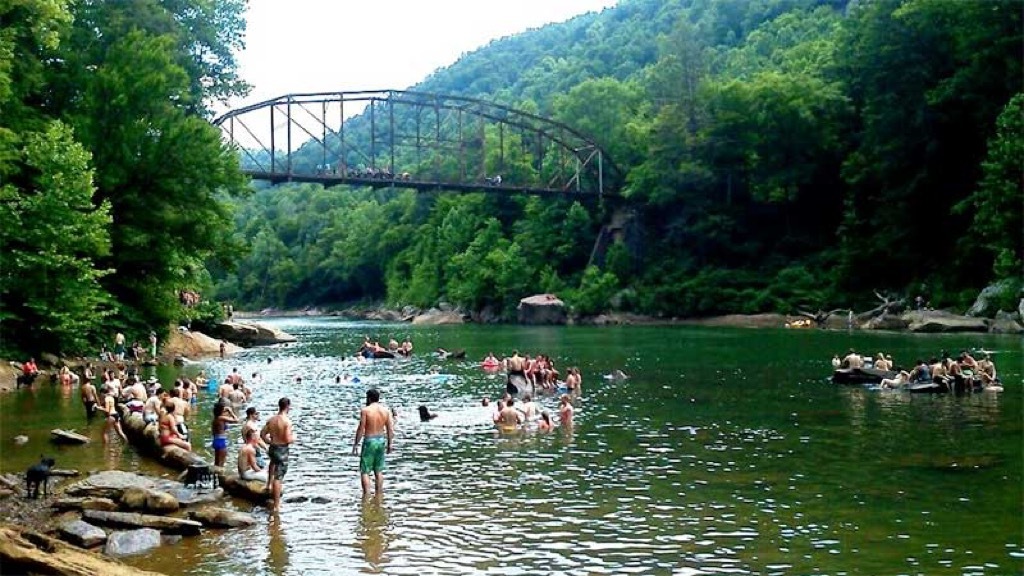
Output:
[[104, 528, 162, 557], [83, 510, 202, 536], [188, 507, 256, 528]]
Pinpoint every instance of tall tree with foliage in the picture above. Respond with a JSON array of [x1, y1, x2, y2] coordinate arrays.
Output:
[[46, 0, 250, 331]]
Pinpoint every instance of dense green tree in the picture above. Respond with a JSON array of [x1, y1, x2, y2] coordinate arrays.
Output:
[[955, 93, 1024, 279], [51, 3, 249, 330], [0, 122, 114, 355]]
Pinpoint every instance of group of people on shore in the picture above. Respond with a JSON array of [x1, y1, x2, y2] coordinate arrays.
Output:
[[833, 348, 1001, 390]]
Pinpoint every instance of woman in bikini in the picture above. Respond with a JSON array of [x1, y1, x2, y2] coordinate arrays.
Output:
[[159, 402, 191, 450]]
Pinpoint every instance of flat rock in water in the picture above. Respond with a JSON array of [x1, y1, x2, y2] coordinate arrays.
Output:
[[66, 471, 185, 500], [903, 310, 989, 333], [51, 429, 90, 444], [52, 496, 119, 512], [104, 528, 162, 557], [188, 507, 257, 528], [210, 321, 298, 346], [83, 510, 202, 536], [169, 487, 224, 507], [60, 519, 108, 548]]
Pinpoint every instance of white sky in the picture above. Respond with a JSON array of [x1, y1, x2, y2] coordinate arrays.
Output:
[[226, 0, 619, 113]]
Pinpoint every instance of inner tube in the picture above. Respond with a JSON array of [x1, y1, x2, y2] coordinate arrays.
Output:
[[372, 351, 395, 359]]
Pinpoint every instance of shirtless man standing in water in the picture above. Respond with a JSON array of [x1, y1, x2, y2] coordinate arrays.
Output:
[[352, 389, 394, 497], [261, 397, 295, 512]]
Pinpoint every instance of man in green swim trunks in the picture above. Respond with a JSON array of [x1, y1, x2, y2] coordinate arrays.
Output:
[[352, 389, 394, 497]]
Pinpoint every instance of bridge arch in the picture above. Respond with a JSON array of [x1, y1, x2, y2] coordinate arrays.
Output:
[[213, 90, 622, 196]]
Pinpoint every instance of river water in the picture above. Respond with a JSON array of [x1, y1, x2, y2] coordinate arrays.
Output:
[[1, 319, 1021, 575]]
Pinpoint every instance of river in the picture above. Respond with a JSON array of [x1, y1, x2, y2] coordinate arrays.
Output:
[[1, 319, 1021, 575]]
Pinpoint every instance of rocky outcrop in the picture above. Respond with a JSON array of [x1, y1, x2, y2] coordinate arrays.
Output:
[[66, 471, 189, 501], [60, 520, 108, 548], [966, 280, 1017, 318], [411, 308, 465, 325], [188, 507, 257, 528], [0, 524, 165, 575], [104, 528, 162, 557], [162, 329, 241, 359], [208, 321, 297, 347], [517, 294, 567, 325], [82, 510, 202, 536], [990, 310, 1024, 334], [903, 310, 989, 333]]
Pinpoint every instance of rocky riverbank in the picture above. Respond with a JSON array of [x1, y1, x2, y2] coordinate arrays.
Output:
[[238, 300, 1024, 334]]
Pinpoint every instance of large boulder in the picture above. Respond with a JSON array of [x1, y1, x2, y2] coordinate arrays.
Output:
[[517, 294, 567, 325], [59, 520, 108, 548], [209, 321, 297, 347], [411, 308, 465, 325], [989, 310, 1024, 334], [966, 279, 1017, 318], [120, 487, 179, 514], [104, 529, 162, 557], [902, 310, 989, 333], [217, 473, 270, 503], [162, 329, 241, 359]]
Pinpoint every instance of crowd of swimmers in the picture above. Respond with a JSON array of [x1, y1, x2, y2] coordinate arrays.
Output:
[[483, 392, 575, 434], [833, 348, 1001, 390]]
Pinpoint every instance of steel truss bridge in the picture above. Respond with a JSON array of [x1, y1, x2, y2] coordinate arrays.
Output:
[[213, 90, 621, 197]]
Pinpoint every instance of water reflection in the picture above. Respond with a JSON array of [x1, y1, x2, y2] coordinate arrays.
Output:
[[266, 513, 289, 576], [358, 496, 392, 569]]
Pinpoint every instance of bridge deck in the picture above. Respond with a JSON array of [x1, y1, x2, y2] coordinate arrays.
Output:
[[245, 171, 599, 197]]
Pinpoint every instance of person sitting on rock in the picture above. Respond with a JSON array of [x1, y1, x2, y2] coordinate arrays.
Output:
[[238, 428, 268, 483], [159, 401, 190, 451]]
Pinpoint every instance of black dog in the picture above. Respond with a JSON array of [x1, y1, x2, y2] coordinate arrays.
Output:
[[25, 456, 56, 499]]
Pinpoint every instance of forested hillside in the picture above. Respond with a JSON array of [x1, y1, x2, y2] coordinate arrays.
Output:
[[215, 0, 1020, 321], [5, 0, 1014, 356]]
